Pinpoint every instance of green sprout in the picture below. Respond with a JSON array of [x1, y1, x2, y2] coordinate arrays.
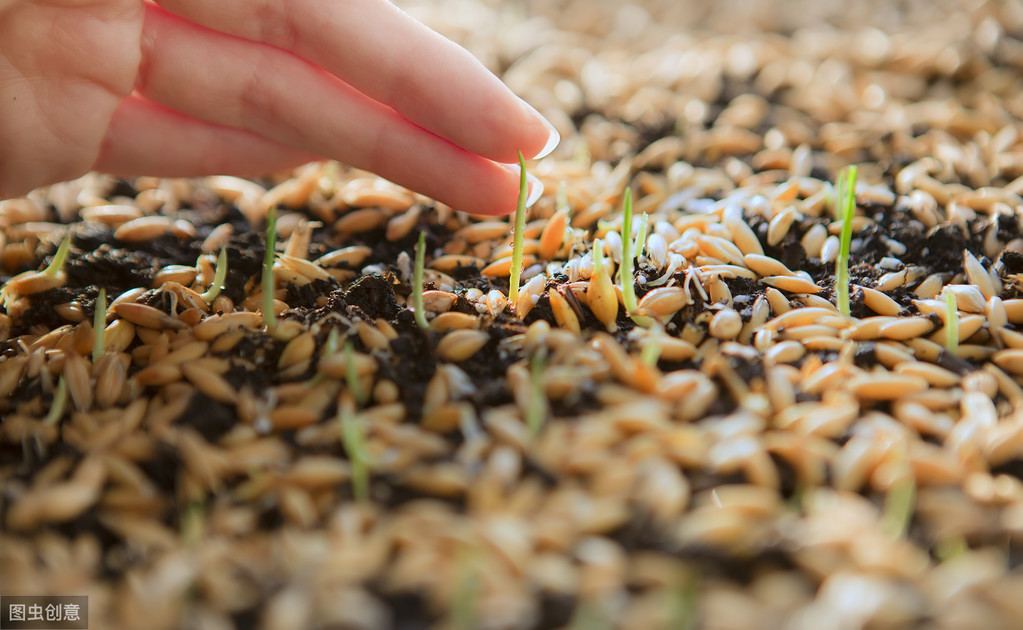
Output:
[[449, 547, 480, 630], [306, 327, 340, 388], [935, 535, 968, 562], [201, 247, 229, 304], [620, 187, 638, 316], [945, 290, 959, 354], [641, 326, 663, 367], [180, 500, 206, 546], [568, 600, 611, 630], [526, 347, 548, 436], [835, 165, 858, 318], [324, 327, 340, 357], [44, 234, 71, 276], [633, 211, 649, 258], [881, 453, 916, 540], [556, 180, 570, 214], [344, 341, 368, 407], [262, 207, 278, 331], [508, 150, 528, 306], [413, 231, 429, 330], [92, 288, 106, 363], [666, 571, 699, 630], [338, 401, 370, 502], [42, 375, 68, 426]]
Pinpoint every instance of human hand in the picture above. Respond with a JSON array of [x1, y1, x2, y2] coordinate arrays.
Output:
[[0, 0, 557, 214]]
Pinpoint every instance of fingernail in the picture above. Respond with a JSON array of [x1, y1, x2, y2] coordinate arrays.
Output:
[[520, 99, 560, 160], [502, 163, 545, 208]]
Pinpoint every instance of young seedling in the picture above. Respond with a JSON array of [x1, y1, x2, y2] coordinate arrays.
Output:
[[338, 394, 370, 502], [201, 247, 229, 304], [179, 499, 206, 546], [945, 289, 959, 355], [306, 327, 340, 387], [42, 375, 68, 426], [666, 570, 699, 630], [881, 447, 915, 540], [619, 188, 654, 327], [508, 150, 528, 306], [44, 234, 71, 276], [413, 231, 429, 330], [568, 600, 612, 630], [620, 187, 639, 316], [262, 207, 278, 331], [449, 547, 480, 630], [835, 165, 858, 318], [641, 325, 663, 367], [633, 211, 649, 259], [344, 341, 368, 407], [92, 288, 106, 363], [526, 346, 548, 436]]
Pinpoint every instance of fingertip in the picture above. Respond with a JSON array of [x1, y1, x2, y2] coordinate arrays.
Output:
[[516, 98, 560, 160]]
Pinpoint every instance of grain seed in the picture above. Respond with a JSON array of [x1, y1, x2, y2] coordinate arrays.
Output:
[[760, 275, 822, 294], [709, 308, 743, 340], [744, 253, 795, 278], [437, 329, 490, 362], [181, 363, 238, 404], [549, 288, 581, 334], [857, 285, 902, 316], [963, 250, 1001, 300], [113, 216, 171, 242], [848, 372, 928, 399], [430, 311, 479, 332], [878, 317, 934, 340], [539, 209, 569, 261], [111, 303, 186, 330]]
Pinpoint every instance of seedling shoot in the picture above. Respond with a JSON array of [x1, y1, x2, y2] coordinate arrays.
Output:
[[413, 230, 429, 330], [836, 165, 858, 318], [508, 150, 528, 305]]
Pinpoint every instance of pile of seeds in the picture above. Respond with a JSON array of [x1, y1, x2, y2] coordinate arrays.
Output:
[[4, 0, 1023, 628]]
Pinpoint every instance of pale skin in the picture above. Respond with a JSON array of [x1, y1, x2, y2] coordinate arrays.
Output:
[[0, 0, 557, 214]]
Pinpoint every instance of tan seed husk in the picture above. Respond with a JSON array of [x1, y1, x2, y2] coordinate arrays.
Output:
[[279, 332, 316, 369], [437, 329, 490, 362], [111, 303, 186, 330], [113, 216, 172, 242], [4, 270, 67, 295], [709, 308, 743, 340], [430, 311, 479, 332], [878, 317, 934, 340], [79, 204, 142, 226], [857, 285, 903, 316], [760, 275, 822, 294], [481, 255, 537, 278], [134, 363, 183, 386], [744, 253, 795, 278], [63, 352, 93, 412], [355, 321, 390, 352], [539, 209, 569, 261], [636, 287, 687, 323], [848, 372, 929, 399], [385, 204, 422, 242], [193, 312, 263, 340], [319, 351, 377, 379], [181, 363, 238, 404], [316, 246, 374, 268], [963, 250, 1000, 300], [549, 289, 581, 333], [421, 290, 456, 313], [431, 255, 485, 273]]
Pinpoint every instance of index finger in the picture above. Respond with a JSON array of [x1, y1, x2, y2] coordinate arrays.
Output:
[[153, 0, 559, 164]]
